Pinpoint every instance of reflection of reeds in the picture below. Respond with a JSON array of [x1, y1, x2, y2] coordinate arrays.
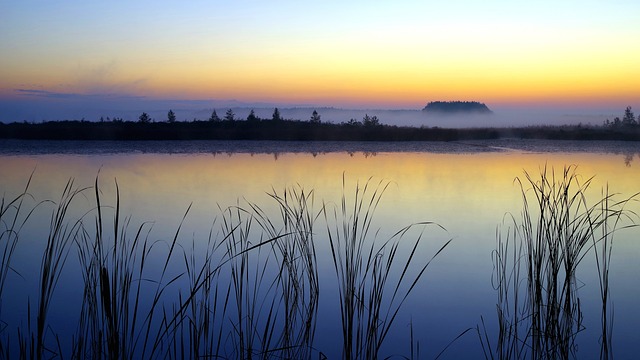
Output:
[[0, 176, 449, 359], [482, 165, 638, 360]]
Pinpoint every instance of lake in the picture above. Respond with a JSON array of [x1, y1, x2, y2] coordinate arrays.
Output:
[[1, 139, 639, 359]]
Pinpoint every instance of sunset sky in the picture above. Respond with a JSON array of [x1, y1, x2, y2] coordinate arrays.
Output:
[[1, 0, 639, 122]]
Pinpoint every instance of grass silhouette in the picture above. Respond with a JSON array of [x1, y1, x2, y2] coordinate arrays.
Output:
[[480, 165, 638, 360], [0, 175, 451, 359]]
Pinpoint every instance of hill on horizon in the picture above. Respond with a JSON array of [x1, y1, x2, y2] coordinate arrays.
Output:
[[422, 101, 492, 114]]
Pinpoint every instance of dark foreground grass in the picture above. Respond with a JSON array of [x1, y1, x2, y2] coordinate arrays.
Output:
[[4, 168, 636, 359], [480, 165, 638, 360], [0, 172, 42, 358], [323, 177, 451, 360], [0, 176, 452, 359]]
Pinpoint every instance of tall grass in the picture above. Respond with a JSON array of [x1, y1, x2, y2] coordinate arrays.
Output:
[[324, 177, 451, 360], [220, 203, 278, 358], [591, 184, 637, 360], [170, 226, 229, 359], [481, 165, 638, 360], [249, 187, 320, 359], [8, 179, 90, 360], [0, 175, 450, 359], [34, 180, 89, 360], [0, 173, 40, 358], [73, 177, 194, 359], [0, 173, 37, 316]]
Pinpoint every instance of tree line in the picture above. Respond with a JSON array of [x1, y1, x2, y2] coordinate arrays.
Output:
[[0, 108, 392, 141], [3, 106, 640, 141], [123, 108, 381, 128], [604, 106, 640, 128], [129, 108, 324, 124]]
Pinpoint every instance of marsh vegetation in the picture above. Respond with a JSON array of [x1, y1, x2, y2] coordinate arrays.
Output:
[[480, 166, 638, 360], [0, 154, 638, 359], [0, 176, 455, 359]]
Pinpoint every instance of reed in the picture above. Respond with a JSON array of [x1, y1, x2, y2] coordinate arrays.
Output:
[[12, 179, 90, 360], [0, 172, 37, 317], [0, 173, 40, 359], [170, 224, 226, 359], [166, 193, 308, 359], [221, 204, 274, 359], [249, 186, 321, 359], [0, 175, 451, 359], [591, 185, 638, 360], [38, 180, 86, 359], [324, 177, 450, 360], [482, 165, 638, 360], [156, 204, 288, 359], [72, 176, 208, 359]]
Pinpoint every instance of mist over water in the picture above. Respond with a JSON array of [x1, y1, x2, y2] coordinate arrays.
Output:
[[271, 107, 615, 128], [0, 94, 623, 128]]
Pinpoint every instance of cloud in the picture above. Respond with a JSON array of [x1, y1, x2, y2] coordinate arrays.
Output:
[[11, 61, 150, 100], [14, 88, 146, 101], [15, 89, 79, 99], [72, 60, 150, 95], [82, 60, 118, 81]]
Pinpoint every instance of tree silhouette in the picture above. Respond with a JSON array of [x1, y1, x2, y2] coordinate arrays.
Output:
[[209, 109, 221, 122], [310, 110, 321, 123], [224, 109, 235, 121], [272, 108, 282, 121], [247, 109, 258, 122], [362, 114, 380, 127], [138, 112, 151, 123], [613, 117, 622, 127], [345, 118, 361, 126], [623, 106, 636, 126], [167, 109, 176, 123]]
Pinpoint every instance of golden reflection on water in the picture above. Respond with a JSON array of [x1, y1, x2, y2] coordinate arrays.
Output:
[[4, 150, 637, 293], [2, 150, 638, 260], [2, 151, 639, 228]]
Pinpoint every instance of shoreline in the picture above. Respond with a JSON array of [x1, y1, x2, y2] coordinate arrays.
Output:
[[1, 119, 640, 142]]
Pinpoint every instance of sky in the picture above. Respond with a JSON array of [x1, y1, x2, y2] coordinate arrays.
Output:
[[1, 0, 639, 123]]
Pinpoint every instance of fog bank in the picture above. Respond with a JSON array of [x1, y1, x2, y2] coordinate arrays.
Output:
[[0, 94, 628, 128]]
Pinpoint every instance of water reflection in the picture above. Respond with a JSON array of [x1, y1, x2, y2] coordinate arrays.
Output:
[[0, 141, 639, 358], [623, 152, 640, 167]]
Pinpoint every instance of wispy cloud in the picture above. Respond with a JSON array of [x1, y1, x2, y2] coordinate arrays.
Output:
[[74, 60, 150, 95], [14, 88, 146, 101], [15, 89, 78, 98]]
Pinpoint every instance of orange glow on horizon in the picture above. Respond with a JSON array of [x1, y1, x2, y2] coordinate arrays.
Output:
[[127, 49, 640, 108], [3, 1, 640, 113]]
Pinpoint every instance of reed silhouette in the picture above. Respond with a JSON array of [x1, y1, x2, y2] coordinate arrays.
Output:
[[0, 176, 451, 359], [480, 165, 638, 360]]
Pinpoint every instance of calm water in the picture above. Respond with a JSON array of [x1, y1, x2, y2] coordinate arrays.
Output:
[[1, 139, 639, 359]]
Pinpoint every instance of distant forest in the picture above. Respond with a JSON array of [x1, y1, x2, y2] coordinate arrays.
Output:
[[1, 107, 639, 141], [422, 101, 492, 114]]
